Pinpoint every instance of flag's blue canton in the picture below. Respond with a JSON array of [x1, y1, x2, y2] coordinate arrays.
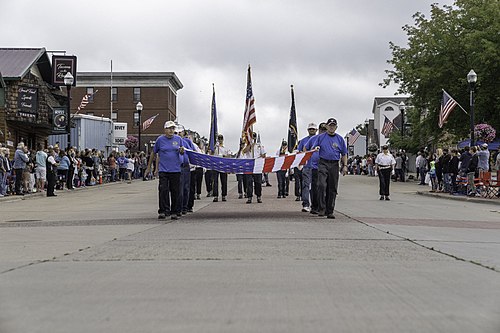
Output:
[[186, 150, 255, 173]]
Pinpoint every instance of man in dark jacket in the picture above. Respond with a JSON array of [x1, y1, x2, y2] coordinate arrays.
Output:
[[467, 146, 479, 196], [441, 148, 451, 193]]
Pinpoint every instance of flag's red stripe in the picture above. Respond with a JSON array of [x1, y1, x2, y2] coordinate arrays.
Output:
[[262, 157, 275, 173], [282, 155, 295, 170], [299, 151, 313, 165]]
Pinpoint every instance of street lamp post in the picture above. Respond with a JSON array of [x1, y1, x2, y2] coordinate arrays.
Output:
[[136, 101, 143, 152], [64, 72, 74, 149], [467, 69, 477, 146], [399, 101, 405, 138]]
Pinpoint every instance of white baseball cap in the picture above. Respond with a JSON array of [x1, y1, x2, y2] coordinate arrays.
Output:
[[307, 122, 317, 129], [164, 121, 176, 128]]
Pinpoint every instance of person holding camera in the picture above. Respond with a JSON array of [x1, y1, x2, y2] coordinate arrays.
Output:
[[243, 132, 266, 203]]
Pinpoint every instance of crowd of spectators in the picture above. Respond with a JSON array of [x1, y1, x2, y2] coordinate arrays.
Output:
[[0, 142, 151, 198]]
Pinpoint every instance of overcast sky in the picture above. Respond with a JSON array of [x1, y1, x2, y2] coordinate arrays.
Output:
[[1, 0, 453, 153]]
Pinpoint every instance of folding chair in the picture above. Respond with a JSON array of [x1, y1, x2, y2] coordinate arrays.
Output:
[[486, 170, 500, 199]]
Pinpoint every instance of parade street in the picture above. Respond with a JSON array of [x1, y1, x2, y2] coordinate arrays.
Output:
[[1, 175, 499, 333]]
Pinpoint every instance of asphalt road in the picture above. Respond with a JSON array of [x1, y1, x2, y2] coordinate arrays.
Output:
[[1, 175, 499, 333]]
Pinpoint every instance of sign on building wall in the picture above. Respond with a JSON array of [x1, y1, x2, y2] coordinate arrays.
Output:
[[113, 122, 127, 145], [52, 107, 68, 134], [52, 55, 77, 86], [17, 86, 38, 119]]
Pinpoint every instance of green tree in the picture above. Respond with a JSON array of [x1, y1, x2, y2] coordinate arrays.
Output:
[[382, 0, 500, 146]]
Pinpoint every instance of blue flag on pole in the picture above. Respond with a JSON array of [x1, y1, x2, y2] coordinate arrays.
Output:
[[209, 83, 218, 153]]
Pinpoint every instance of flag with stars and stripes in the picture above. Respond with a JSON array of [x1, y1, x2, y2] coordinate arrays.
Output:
[[76, 90, 98, 112], [242, 65, 256, 144], [381, 115, 397, 137], [185, 149, 315, 174], [347, 128, 360, 145], [142, 114, 159, 131]]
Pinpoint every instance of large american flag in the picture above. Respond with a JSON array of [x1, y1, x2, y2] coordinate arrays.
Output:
[[439, 89, 458, 128], [142, 114, 159, 131], [185, 149, 314, 174], [242, 65, 256, 144], [347, 128, 360, 145], [381, 115, 397, 137]]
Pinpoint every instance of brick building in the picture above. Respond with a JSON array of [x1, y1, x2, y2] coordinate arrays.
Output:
[[71, 72, 183, 151]]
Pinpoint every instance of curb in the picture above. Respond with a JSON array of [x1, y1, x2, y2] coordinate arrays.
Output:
[[416, 190, 500, 206]]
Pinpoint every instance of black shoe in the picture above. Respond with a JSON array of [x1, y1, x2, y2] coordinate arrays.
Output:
[[257, 197, 262, 203], [266, 183, 272, 187], [277, 195, 282, 199], [310, 210, 318, 215], [171, 215, 179, 220], [206, 192, 212, 197], [246, 198, 252, 204], [295, 197, 301, 201], [196, 194, 201, 200], [380, 196, 385, 200], [182, 211, 187, 215], [238, 194, 243, 199], [176, 212, 182, 217], [47, 194, 57, 197], [222, 196, 227, 202], [385, 196, 390, 201], [187, 208, 193, 213], [327, 214, 335, 219], [158, 213, 166, 219], [213, 197, 218, 202]]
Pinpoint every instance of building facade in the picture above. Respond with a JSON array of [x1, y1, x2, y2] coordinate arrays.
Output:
[[71, 72, 183, 152], [0, 48, 67, 152]]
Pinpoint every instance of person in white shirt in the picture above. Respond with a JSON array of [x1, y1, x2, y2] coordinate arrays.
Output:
[[375, 145, 396, 201], [213, 134, 231, 202], [243, 132, 266, 203], [276, 140, 288, 198]]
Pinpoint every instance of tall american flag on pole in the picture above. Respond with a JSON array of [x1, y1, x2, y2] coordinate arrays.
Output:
[[439, 89, 459, 128], [381, 115, 397, 137], [142, 114, 159, 131], [209, 83, 218, 153], [242, 65, 256, 144], [185, 149, 315, 174]]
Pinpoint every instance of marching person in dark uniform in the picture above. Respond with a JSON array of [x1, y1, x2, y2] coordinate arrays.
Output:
[[375, 145, 396, 200], [311, 118, 348, 219], [235, 138, 247, 199]]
